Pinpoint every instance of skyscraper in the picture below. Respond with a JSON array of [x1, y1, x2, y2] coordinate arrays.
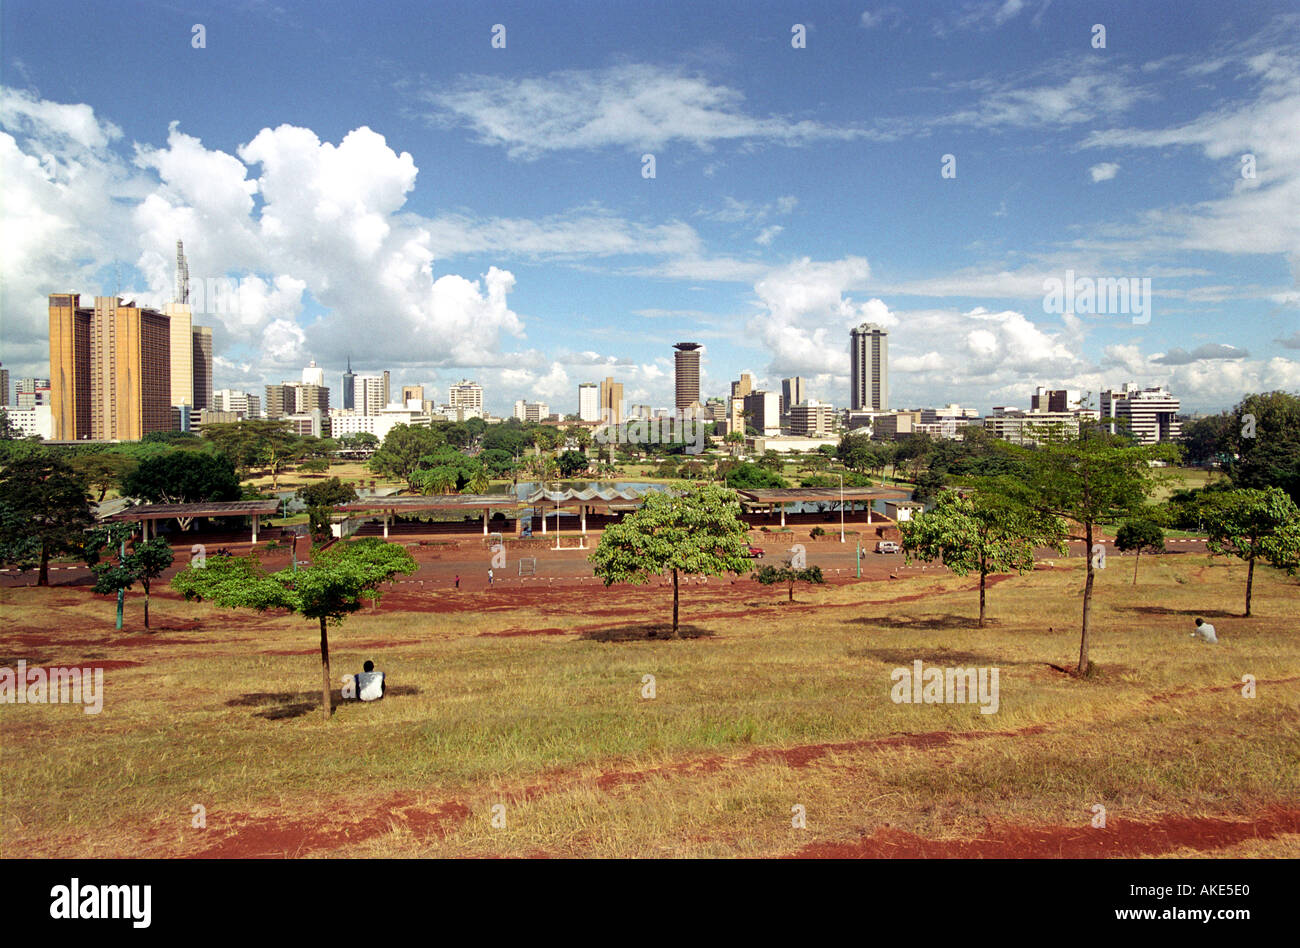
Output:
[[302, 360, 325, 388], [401, 385, 424, 407], [850, 323, 889, 411], [0, 363, 8, 407], [49, 293, 93, 440], [578, 382, 600, 422], [448, 379, 483, 412], [192, 326, 213, 410], [382, 369, 391, 408], [781, 377, 806, 415], [599, 376, 623, 424], [674, 342, 701, 414], [341, 356, 356, 410], [166, 241, 194, 409]]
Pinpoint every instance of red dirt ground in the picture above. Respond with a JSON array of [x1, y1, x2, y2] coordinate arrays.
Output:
[[182, 795, 471, 858], [792, 806, 1300, 858]]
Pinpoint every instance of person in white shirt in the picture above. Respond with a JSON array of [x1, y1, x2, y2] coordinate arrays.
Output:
[[354, 660, 385, 701], [1192, 618, 1218, 644]]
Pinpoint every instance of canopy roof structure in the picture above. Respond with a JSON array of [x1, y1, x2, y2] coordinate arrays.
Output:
[[102, 500, 281, 522], [733, 486, 911, 507]]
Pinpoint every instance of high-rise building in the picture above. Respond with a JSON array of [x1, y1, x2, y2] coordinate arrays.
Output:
[[1101, 384, 1182, 444], [166, 302, 193, 408], [15, 377, 51, 410], [742, 390, 781, 437], [0, 363, 8, 407], [265, 382, 329, 419], [674, 342, 702, 414], [578, 383, 600, 422], [598, 376, 623, 424], [731, 373, 754, 400], [1030, 387, 1082, 413], [513, 400, 548, 423], [341, 356, 356, 410], [356, 375, 387, 415], [302, 360, 325, 388], [57, 295, 174, 441], [191, 326, 213, 410], [401, 385, 424, 408], [850, 323, 888, 411], [382, 370, 391, 408], [781, 377, 806, 417], [448, 379, 483, 412]]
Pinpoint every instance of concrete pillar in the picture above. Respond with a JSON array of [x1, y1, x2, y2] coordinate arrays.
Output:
[[541, 507, 547, 534], [483, 507, 489, 536], [383, 513, 389, 539], [581, 505, 587, 534], [252, 514, 259, 543], [780, 505, 786, 528]]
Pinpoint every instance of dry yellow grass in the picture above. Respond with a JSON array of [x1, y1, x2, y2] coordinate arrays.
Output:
[[1, 550, 1296, 858]]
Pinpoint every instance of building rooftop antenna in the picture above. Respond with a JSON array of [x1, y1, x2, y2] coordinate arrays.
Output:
[[175, 239, 190, 305]]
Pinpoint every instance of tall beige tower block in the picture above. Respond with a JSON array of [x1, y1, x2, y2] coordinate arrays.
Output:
[[166, 302, 193, 408]]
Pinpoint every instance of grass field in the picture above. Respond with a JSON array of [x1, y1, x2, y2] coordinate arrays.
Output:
[[2, 544, 1297, 859]]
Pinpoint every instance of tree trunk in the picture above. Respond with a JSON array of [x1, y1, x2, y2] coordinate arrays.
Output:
[[672, 568, 680, 638], [1078, 521, 1094, 676], [788, 580, 794, 603], [143, 583, 150, 629], [38, 543, 49, 587], [978, 571, 986, 627], [319, 616, 332, 720], [1245, 555, 1255, 617], [1132, 549, 1140, 586]]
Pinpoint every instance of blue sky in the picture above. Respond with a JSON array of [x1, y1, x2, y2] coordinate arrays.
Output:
[[2, 0, 1298, 415]]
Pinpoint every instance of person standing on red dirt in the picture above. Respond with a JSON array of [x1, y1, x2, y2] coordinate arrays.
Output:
[[454, 574, 460, 589], [488, 568, 494, 586]]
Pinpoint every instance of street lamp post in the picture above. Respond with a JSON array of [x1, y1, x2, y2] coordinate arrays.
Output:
[[835, 471, 845, 543]]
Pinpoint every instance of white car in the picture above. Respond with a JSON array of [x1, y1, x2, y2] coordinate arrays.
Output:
[[875, 540, 901, 554]]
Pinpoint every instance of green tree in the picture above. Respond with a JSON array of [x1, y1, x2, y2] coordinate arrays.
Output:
[[1114, 518, 1166, 586], [89, 533, 174, 629], [724, 462, 787, 489], [298, 458, 331, 475], [122, 451, 241, 530], [369, 424, 445, 490], [589, 484, 752, 637], [297, 477, 359, 508], [68, 452, 139, 502], [900, 487, 1067, 627], [752, 559, 825, 603], [1009, 427, 1174, 673], [172, 538, 417, 719], [1200, 487, 1300, 616], [1224, 391, 1300, 503], [557, 449, 590, 478], [0, 456, 95, 586]]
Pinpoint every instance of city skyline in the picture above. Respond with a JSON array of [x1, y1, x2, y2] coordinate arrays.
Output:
[[2, 2, 1298, 418]]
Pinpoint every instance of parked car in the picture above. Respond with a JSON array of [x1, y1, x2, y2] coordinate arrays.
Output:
[[875, 540, 901, 554], [747, 545, 765, 558]]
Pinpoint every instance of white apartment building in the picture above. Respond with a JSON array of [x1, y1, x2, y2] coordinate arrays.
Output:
[[330, 407, 430, 442], [1101, 384, 1182, 444], [984, 407, 1099, 445], [448, 379, 483, 412], [0, 404, 52, 439], [578, 383, 600, 422], [513, 400, 549, 423], [212, 389, 261, 418]]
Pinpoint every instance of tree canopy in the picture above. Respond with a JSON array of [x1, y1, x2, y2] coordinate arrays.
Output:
[[0, 455, 95, 586]]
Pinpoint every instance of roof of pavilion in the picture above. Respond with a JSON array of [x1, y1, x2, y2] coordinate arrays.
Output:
[[335, 494, 526, 513], [734, 487, 912, 505], [102, 500, 282, 522]]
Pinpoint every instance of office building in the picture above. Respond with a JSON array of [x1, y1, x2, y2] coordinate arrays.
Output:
[[266, 381, 329, 419], [448, 379, 483, 412], [850, 323, 889, 411], [781, 377, 806, 417], [742, 390, 781, 437], [789, 399, 836, 437], [49, 292, 187, 440], [674, 342, 702, 414], [211, 389, 261, 419], [354, 375, 386, 415], [731, 373, 754, 400], [15, 377, 52, 410], [1101, 384, 1182, 444], [0, 363, 8, 406], [599, 376, 623, 424], [401, 385, 424, 408], [341, 357, 356, 410], [578, 383, 600, 422], [192, 326, 213, 410], [513, 400, 549, 423], [0, 405, 53, 439], [302, 360, 325, 388]]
